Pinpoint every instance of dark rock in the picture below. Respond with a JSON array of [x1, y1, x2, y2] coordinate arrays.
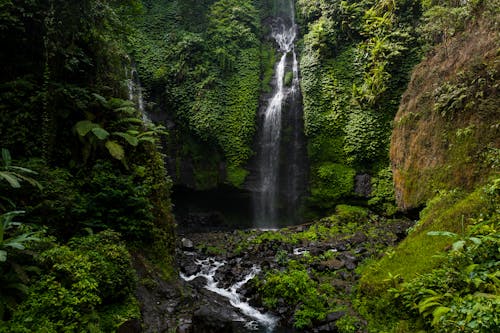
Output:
[[354, 246, 367, 254], [327, 311, 346, 322], [176, 319, 192, 333], [181, 238, 194, 250], [117, 319, 141, 333], [354, 173, 372, 197], [350, 231, 368, 244], [321, 259, 345, 270], [191, 276, 207, 289], [345, 260, 357, 270], [315, 323, 335, 332], [182, 264, 200, 276], [192, 294, 247, 333]]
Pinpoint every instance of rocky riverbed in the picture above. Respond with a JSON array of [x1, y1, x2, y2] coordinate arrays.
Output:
[[134, 206, 414, 333]]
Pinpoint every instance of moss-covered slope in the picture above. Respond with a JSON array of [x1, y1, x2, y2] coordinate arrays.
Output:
[[391, 7, 499, 210], [358, 3, 500, 332]]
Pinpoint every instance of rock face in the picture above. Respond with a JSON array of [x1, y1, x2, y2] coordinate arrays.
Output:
[[391, 15, 499, 210]]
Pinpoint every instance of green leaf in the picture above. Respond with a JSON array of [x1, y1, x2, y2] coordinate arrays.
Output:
[[0, 171, 21, 188], [431, 306, 450, 326], [92, 93, 107, 105], [114, 132, 138, 146], [91, 127, 110, 140], [105, 141, 125, 161], [451, 240, 466, 251], [138, 137, 156, 144], [75, 120, 100, 137], [12, 173, 43, 190], [1, 148, 11, 167], [427, 231, 458, 238], [0, 250, 6, 262], [468, 237, 481, 245], [7, 166, 38, 174]]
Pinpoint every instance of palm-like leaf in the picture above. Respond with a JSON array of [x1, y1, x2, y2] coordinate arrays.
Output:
[[74, 120, 100, 137], [114, 132, 139, 146]]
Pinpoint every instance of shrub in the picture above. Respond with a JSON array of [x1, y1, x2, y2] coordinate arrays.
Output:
[[3, 231, 138, 332]]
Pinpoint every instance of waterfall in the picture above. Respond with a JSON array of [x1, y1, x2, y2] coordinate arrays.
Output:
[[126, 66, 150, 123], [253, 0, 307, 227]]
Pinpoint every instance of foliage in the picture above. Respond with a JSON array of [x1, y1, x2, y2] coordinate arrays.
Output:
[[0, 211, 39, 263], [2, 231, 139, 332], [358, 177, 500, 331], [77, 161, 155, 241], [297, 0, 422, 208], [130, 0, 263, 189], [258, 266, 329, 328], [309, 163, 356, 210], [0, 149, 41, 191], [368, 167, 397, 216], [73, 96, 167, 167], [392, 230, 500, 332]]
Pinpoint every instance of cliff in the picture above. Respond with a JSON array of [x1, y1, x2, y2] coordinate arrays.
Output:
[[391, 10, 499, 210]]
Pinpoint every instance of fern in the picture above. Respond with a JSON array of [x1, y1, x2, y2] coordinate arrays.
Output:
[[114, 132, 138, 146]]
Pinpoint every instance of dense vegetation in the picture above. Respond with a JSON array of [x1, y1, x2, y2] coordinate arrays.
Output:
[[0, 0, 174, 329], [129, 0, 271, 188], [0, 0, 498, 331], [296, 0, 422, 215]]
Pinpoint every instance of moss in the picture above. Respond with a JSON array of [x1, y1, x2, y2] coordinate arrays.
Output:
[[309, 163, 356, 210], [284, 71, 293, 86], [261, 43, 276, 93], [391, 15, 499, 209], [226, 164, 249, 188]]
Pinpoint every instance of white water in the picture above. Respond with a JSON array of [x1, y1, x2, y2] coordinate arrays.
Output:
[[126, 67, 150, 123], [255, 0, 301, 227], [180, 258, 278, 331]]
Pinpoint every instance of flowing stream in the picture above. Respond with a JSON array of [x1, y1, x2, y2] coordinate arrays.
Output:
[[253, 0, 306, 227], [180, 257, 278, 332]]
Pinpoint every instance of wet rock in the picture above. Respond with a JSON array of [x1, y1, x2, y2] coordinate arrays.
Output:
[[182, 263, 199, 276], [354, 173, 371, 197], [315, 323, 335, 332], [176, 318, 192, 333], [181, 238, 194, 250], [193, 293, 246, 333], [319, 258, 345, 271], [191, 276, 207, 289], [345, 260, 357, 270]]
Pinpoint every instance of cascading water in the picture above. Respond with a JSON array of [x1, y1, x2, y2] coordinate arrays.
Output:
[[126, 66, 150, 123], [180, 258, 278, 332], [253, 0, 307, 227]]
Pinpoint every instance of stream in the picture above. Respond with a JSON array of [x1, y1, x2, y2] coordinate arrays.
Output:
[[180, 257, 278, 332]]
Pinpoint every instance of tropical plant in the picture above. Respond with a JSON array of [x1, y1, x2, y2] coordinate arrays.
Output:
[[0, 211, 39, 262], [74, 95, 167, 166], [0, 149, 42, 190]]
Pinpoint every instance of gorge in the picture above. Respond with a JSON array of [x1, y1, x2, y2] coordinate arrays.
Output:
[[0, 0, 498, 332]]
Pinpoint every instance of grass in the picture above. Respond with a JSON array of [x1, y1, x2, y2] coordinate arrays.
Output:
[[359, 187, 487, 294]]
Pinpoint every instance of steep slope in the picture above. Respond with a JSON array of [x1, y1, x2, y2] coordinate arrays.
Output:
[[391, 7, 499, 210], [358, 3, 499, 332]]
